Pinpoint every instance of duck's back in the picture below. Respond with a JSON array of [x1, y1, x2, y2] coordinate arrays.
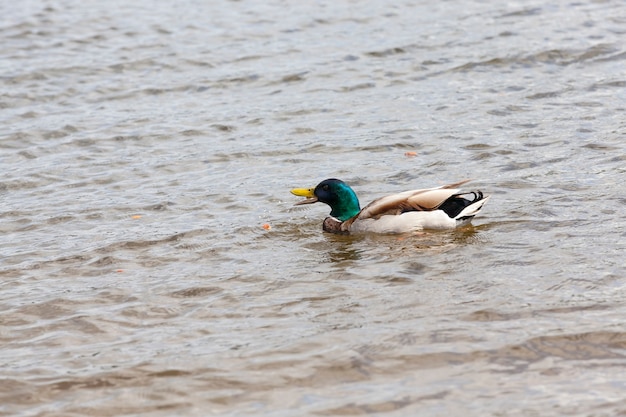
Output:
[[342, 180, 489, 234]]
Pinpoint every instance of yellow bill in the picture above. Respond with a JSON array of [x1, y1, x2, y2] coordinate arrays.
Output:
[[290, 187, 318, 205]]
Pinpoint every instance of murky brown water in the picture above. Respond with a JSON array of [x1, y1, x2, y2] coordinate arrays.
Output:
[[2, 0, 626, 416]]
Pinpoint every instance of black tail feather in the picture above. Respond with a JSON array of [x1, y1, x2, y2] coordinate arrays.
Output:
[[439, 191, 484, 218]]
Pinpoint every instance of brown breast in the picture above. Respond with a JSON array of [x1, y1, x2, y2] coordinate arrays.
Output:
[[322, 217, 350, 234]]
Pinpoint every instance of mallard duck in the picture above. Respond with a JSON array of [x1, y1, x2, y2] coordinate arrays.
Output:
[[291, 178, 490, 234]]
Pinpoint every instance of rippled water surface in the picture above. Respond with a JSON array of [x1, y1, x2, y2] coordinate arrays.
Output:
[[2, 0, 626, 416]]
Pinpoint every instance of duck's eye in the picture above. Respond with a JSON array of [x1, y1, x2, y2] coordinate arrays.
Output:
[[322, 184, 329, 191]]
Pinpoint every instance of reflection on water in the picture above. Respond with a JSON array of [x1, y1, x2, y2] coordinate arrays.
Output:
[[2, 0, 626, 416], [301, 225, 485, 266]]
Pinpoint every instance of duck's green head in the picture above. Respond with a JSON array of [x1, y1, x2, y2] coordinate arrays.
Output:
[[291, 178, 361, 221]]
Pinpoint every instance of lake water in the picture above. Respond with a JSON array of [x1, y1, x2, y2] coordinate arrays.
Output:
[[1, 0, 626, 416]]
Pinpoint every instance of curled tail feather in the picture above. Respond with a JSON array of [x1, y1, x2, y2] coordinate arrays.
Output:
[[439, 191, 490, 221], [454, 194, 490, 222]]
